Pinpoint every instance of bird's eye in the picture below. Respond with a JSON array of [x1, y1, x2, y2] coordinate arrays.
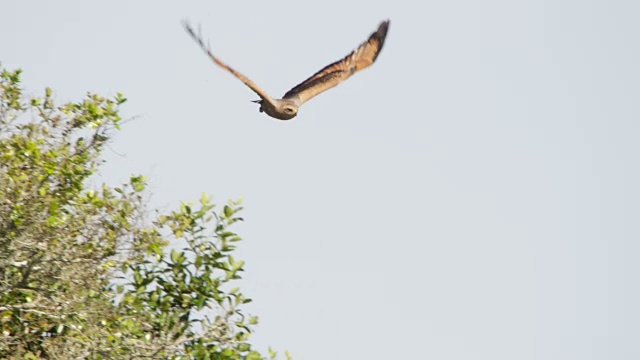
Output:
[[286, 108, 295, 113]]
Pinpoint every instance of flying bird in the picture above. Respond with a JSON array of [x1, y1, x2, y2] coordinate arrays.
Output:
[[182, 20, 390, 120]]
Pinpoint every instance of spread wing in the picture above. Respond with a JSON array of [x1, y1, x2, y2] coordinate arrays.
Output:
[[283, 20, 390, 106], [182, 21, 277, 108]]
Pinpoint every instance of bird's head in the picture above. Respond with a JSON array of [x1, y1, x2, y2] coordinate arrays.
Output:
[[280, 105, 298, 119], [274, 99, 299, 120]]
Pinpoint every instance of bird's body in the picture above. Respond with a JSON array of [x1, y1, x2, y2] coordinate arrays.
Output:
[[183, 20, 390, 120], [253, 98, 299, 120]]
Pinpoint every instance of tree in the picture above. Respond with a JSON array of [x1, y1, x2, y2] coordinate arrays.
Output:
[[0, 66, 285, 359]]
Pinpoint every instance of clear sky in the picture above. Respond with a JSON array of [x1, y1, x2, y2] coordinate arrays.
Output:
[[2, 0, 639, 359]]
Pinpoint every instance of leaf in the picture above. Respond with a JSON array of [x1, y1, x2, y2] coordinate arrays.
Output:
[[224, 205, 233, 218], [171, 249, 181, 263], [233, 260, 245, 271], [0, 66, 275, 358]]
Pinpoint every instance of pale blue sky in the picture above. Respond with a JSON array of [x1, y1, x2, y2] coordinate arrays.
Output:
[[2, 0, 639, 359]]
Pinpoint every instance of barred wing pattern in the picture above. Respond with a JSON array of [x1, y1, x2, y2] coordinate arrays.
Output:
[[182, 21, 278, 109], [283, 20, 390, 106], [182, 19, 389, 120]]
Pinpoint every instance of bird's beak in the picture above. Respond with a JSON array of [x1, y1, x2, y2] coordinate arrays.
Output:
[[251, 100, 261, 104]]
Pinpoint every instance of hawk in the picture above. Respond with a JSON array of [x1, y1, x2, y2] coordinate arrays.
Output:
[[182, 20, 390, 120]]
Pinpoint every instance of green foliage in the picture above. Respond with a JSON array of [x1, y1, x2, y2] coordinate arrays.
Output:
[[0, 66, 280, 359]]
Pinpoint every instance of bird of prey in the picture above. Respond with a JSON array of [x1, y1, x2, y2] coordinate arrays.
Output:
[[182, 20, 390, 120]]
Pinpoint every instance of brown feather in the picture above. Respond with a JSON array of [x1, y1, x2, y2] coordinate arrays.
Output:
[[283, 20, 390, 105], [182, 21, 277, 107]]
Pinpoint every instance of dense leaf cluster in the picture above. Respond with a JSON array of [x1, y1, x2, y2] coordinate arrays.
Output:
[[0, 66, 284, 359]]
